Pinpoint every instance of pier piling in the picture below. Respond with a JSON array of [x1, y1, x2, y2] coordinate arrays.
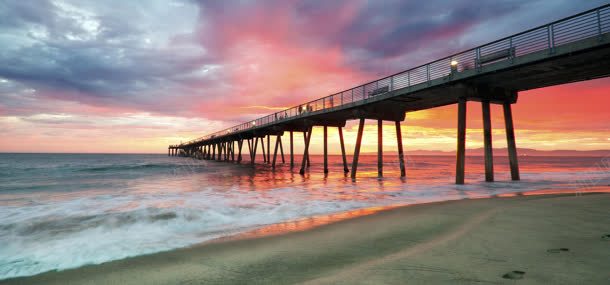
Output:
[[323, 126, 328, 173], [504, 102, 520, 180], [261, 137, 267, 163], [395, 121, 406, 177], [456, 98, 467, 184], [213, 143, 217, 160], [290, 131, 294, 169], [482, 100, 494, 182], [272, 134, 280, 169], [300, 126, 313, 175], [267, 135, 271, 164], [237, 140, 243, 162], [279, 136, 285, 163], [351, 118, 365, 179], [338, 127, 349, 173], [303, 132, 310, 168], [377, 120, 383, 178], [251, 137, 259, 165]]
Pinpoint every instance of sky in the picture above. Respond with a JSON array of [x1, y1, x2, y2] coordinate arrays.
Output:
[[0, 0, 609, 154]]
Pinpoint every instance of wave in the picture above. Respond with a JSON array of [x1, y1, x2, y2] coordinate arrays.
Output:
[[78, 162, 185, 173], [0, 191, 372, 280]]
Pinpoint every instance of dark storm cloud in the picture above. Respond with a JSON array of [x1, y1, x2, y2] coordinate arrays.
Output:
[[0, 0, 212, 115]]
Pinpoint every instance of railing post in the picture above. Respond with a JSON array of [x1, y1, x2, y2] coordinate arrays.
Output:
[[509, 37, 514, 63], [323, 126, 328, 174], [597, 8, 603, 41], [475, 48, 481, 72], [426, 64, 430, 86], [377, 119, 383, 177], [407, 70, 410, 88], [362, 86, 365, 100], [390, 76, 394, 91], [547, 25, 552, 53], [549, 24, 555, 54]]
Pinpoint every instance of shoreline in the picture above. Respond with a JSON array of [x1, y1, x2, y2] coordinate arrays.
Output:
[[211, 186, 610, 244], [2, 189, 610, 284]]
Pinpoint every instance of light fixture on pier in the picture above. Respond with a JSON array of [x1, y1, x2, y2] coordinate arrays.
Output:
[[252, 121, 256, 126], [450, 60, 458, 73]]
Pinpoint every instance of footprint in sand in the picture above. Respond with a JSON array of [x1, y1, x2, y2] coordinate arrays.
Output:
[[502, 270, 526, 280], [547, 248, 569, 253], [602, 234, 610, 241]]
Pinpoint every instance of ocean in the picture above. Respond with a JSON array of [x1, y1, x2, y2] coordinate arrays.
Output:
[[0, 153, 609, 279]]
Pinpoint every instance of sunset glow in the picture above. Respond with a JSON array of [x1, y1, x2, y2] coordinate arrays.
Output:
[[0, 1, 608, 153]]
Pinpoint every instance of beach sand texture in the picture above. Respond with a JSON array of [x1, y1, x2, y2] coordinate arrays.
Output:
[[3, 193, 609, 285]]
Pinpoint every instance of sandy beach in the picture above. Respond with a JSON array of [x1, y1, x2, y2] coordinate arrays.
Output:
[[3, 192, 610, 285]]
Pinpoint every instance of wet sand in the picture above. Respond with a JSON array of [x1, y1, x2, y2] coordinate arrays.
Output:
[[3, 193, 610, 285]]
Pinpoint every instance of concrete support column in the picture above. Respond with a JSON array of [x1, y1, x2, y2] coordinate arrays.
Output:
[[267, 135, 271, 164], [247, 139, 253, 162], [303, 132, 310, 168], [482, 100, 494, 182], [237, 140, 243, 163], [261, 137, 267, 163], [323, 126, 329, 173], [351, 118, 365, 179], [252, 138, 259, 164], [229, 140, 235, 161], [219, 143, 223, 160], [300, 126, 313, 175], [225, 142, 229, 161], [456, 98, 467, 184], [503, 102, 520, 180], [279, 136, 285, 163], [290, 131, 294, 169], [395, 121, 406, 177], [272, 134, 280, 169], [377, 119, 383, 177], [219, 143, 222, 160], [338, 127, 349, 173], [222, 142, 226, 161]]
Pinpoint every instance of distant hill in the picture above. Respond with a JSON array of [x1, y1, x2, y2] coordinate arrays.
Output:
[[402, 148, 610, 157]]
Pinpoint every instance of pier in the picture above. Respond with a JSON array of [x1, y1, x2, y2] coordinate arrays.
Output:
[[169, 5, 610, 184]]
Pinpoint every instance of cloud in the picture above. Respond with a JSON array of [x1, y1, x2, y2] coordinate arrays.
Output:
[[0, 0, 609, 152], [0, 0, 210, 116]]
